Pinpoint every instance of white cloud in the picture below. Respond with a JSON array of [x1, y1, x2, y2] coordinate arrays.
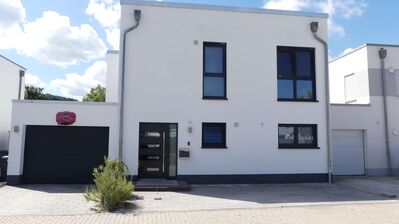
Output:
[[0, 0, 106, 67], [50, 61, 107, 100], [16, 11, 106, 67], [264, 0, 309, 11], [339, 48, 354, 56], [25, 73, 46, 88], [105, 27, 120, 50], [263, 0, 367, 37], [0, 0, 24, 49], [86, 0, 121, 49]]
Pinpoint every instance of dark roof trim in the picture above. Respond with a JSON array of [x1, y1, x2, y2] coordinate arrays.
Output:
[[0, 54, 26, 70], [120, 0, 328, 18]]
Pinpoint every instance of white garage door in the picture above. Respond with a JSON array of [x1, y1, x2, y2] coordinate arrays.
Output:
[[332, 130, 365, 175]]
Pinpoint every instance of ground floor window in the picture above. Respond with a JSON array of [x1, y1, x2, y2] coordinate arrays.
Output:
[[278, 124, 318, 149], [202, 123, 227, 148]]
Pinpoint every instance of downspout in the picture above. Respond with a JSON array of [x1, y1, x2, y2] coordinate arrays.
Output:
[[119, 10, 142, 160], [379, 48, 391, 176], [310, 22, 333, 183], [18, 70, 25, 100]]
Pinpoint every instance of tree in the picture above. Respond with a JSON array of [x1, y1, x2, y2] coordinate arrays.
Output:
[[25, 85, 43, 100], [83, 85, 106, 102]]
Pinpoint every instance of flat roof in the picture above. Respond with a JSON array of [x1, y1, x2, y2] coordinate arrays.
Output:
[[120, 0, 328, 18], [330, 43, 399, 63], [0, 54, 26, 70]]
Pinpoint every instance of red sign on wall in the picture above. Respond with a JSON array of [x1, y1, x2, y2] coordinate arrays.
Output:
[[56, 111, 76, 125]]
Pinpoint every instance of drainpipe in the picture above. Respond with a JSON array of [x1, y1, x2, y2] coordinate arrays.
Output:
[[310, 22, 333, 183], [18, 70, 25, 100], [119, 10, 142, 160], [379, 48, 392, 176]]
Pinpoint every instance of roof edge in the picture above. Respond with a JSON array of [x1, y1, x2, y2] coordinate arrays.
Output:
[[120, 0, 328, 18], [0, 55, 26, 70], [329, 44, 367, 63], [330, 43, 399, 63]]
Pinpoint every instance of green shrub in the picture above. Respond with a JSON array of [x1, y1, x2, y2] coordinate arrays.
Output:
[[84, 158, 134, 211]]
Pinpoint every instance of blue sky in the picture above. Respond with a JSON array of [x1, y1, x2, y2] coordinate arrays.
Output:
[[0, 0, 397, 100]]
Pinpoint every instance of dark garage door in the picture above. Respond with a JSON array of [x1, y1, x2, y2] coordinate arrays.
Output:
[[23, 125, 109, 184]]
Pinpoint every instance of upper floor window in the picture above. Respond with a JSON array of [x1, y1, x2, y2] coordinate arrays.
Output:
[[203, 42, 226, 99], [277, 46, 316, 101]]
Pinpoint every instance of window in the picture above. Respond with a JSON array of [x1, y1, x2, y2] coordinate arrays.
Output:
[[203, 42, 226, 99], [202, 123, 226, 148], [277, 47, 316, 101], [278, 124, 318, 149], [344, 73, 356, 103]]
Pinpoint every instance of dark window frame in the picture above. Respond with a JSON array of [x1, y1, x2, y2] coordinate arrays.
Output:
[[203, 42, 227, 100], [202, 122, 227, 149], [278, 124, 318, 149], [277, 46, 317, 102]]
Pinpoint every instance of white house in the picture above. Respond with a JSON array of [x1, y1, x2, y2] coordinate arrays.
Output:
[[0, 55, 25, 152], [117, 0, 329, 184], [7, 0, 330, 185], [330, 43, 399, 176]]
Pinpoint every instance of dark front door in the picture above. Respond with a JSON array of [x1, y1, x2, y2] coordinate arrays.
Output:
[[139, 123, 177, 179], [23, 125, 109, 184]]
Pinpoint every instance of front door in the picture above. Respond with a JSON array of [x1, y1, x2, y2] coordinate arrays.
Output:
[[139, 123, 177, 179]]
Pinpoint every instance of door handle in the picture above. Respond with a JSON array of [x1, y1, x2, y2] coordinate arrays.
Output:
[[162, 132, 165, 172]]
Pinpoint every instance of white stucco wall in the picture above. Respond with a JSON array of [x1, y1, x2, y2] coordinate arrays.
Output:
[[7, 100, 119, 176], [368, 45, 399, 175], [329, 46, 370, 104], [106, 51, 120, 103], [0, 56, 25, 151], [120, 3, 329, 176]]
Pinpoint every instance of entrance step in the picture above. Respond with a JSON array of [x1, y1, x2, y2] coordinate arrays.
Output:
[[134, 179, 191, 191]]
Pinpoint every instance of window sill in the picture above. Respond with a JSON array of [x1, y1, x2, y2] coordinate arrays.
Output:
[[203, 97, 228, 100], [202, 146, 228, 149], [279, 146, 320, 149], [278, 99, 319, 102]]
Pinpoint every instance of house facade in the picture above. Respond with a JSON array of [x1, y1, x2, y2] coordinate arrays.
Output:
[[7, 0, 330, 184], [118, 0, 329, 183], [330, 44, 399, 176], [0, 55, 25, 151]]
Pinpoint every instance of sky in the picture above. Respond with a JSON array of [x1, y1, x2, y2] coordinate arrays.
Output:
[[0, 0, 398, 100]]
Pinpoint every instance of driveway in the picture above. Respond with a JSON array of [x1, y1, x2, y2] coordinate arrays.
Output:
[[0, 177, 398, 216]]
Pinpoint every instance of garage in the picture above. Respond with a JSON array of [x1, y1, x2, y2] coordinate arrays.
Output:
[[23, 125, 109, 184], [332, 130, 365, 176]]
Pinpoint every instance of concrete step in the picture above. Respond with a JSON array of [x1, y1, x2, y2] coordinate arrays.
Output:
[[134, 179, 190, 191]]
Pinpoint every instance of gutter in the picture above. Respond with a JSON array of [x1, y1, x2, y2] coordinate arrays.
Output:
[[378, 48, 392, 176], [119, 10, 142, 160], [18, 70, 25, 100], [310, 22, 333, 183]]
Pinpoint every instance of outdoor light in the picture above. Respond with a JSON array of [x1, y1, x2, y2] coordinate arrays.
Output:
[[310, 22, 319, 33], [134, 10, 141, 22], [379, 48, 387, 59]]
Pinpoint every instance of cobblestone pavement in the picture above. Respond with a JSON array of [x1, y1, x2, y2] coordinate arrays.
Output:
[[1, 202, 399, 224], [0, 182, 390, 216]]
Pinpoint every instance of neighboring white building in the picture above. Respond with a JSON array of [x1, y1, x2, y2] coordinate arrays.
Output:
[[330, 43, 399, 176], [7, 0, 330, 184], [0, 55, 25, 151]]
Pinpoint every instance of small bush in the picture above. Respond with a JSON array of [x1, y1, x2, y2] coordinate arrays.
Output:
[[84, 158, 134, 211]]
